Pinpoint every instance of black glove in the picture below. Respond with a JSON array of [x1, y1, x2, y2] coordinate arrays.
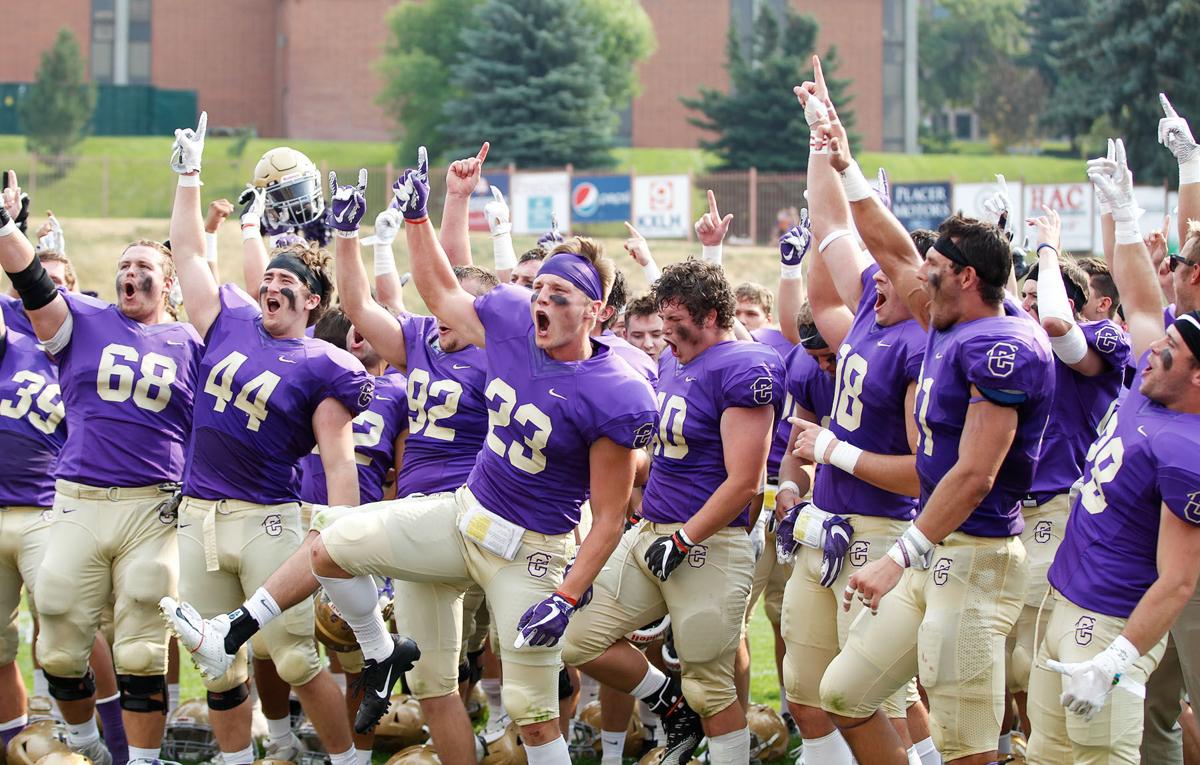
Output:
[[644, 529, 695, 581]]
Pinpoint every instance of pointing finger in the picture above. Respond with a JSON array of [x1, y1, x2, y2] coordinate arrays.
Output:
[[195, 111, 208, 141], [491, 186, 506, 205], [707, 189, 718, 217], [417, 146, 429, 182], [623, 221, 641, 238], [1161, 92, 1179, 119], [1114, 138, 1127, 167], [812, 54, 827, 97], [476, 141, 490, 164], [328, 171, 338, 199], [357, 168, 368, 193]]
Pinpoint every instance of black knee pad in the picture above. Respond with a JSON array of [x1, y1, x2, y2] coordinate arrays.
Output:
[[458, 661, 472, 684], [117, 674, 167, 713], [207, 682, 250, 711], [468, 648, 485, 685], [558, 665, 575, 701], [45, 669, 95, 702]]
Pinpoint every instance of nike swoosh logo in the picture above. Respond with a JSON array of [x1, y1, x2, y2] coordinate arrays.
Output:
[[685, 376, 697, 382], [376, 687, 389, 699], [178, 523, 191, 529], [376, 395, 391, 401], [935, 352, 944, 359], [549, 389, 567, 400], [167, 340, 185, 346], [62, 507, 78, 513], [452, 364, 470, 370], [877, 341, 892, 347], [1137, 425, 1148, 437], [278, 356, 296, 363]]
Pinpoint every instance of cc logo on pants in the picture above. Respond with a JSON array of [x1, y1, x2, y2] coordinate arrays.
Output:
[[1074, 615, 1095, 646], [849, 540, 869, 567], [1034, 520, 1052, 543], [932, 557, 952, 586], [688, 545, 708, 568]]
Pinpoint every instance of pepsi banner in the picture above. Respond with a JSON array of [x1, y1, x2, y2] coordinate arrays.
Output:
[[570, 175, 632, 223]]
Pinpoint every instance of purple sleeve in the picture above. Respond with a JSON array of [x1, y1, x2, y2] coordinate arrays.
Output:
[[719, 359, 783, 412], [316, 346, 375, 416], [591, 408, 657, 451], [473, 283, 532, 340], [1153, 429, 1200, 525], [1081, 320, 1132, 373], [961, 335, 1046, 407], [218, 283, 260, 316]]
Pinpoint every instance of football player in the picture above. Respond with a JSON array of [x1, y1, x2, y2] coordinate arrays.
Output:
[[2, 248, 76, 336], [562, 258, 785, 765], [1023, 138, 1200, 763], [780, 78, 936, 764], [1012, 207, 1130, 732], [0, 122, 206, 765], [309, 151, 657, 765], [623, 295, 668, 363], [592, 269, 657, 384], [158, 131, 372, 765], [810, 72, 1055, 765]]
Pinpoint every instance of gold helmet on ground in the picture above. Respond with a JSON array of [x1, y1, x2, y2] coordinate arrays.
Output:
[[384, 744, 441, 765], [479, 722, 527, 765], [465, 683, 486, 724], [32, 754, 91, 765], [747, 704, 790, 761], [373, 695, 427, 754], [577, 700, 645, 757], [25, 697, 56, 724], [162, 698, 216, 763], [315, 588, 394, 653], [6, 721, 69, 765]]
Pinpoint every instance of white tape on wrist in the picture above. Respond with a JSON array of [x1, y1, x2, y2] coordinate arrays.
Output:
[[177, 174, 202, 188], [1114, 217, 1142, 245], [240, 223, 260, 242], [373, 243, 397, 277], [827, 440, 864, 474], [777, 480, 800, 498], [701, 244, 723, 264], [812, 428, 837, 464], [1105, 635, 1141, 675], [1050, 323, 1088, 365], [886, 523, 934, 569], [204, 232, 219, 263], [818, 229, 853, 254], [493, 233, 517, 271], [839, 162, 872, 202], [644, 261, 662, 284], [1181, 159, 1200, 186], [781, 263, 804, 280], [333, 229, 358, 239]]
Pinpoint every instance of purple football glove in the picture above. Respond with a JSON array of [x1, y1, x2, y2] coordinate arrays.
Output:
[[775, 502, 805, 564], [819, 514, 854, 588], [779, 209, 812, 275], [392, 148, 431, 224], [537, 214, 565, 248], [514, 592, 575, 648], [326, 169, 368, 235]]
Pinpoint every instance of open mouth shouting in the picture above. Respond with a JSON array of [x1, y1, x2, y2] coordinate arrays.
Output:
[[535, 309, 551, 338]]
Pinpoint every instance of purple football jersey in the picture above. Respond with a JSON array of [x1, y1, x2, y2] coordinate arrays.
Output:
[[183, 285, 373, 503], [595, 330, 658, 385], [1028, 319, 1130, 499], [0, 328, 66, 506], [1050, 354, 1200, 617], [815, 265, 925, 520], [466, 284, 658, 534], [753, 328, 794, 479], [0, 294, 33, 337], [641, 341, 785, 527], [913, 299, 1054, 537], [54, 292, 202, 487], [786, 345, 835, 425], [395, 313, 490, 496], [299, 372, 408, 505]]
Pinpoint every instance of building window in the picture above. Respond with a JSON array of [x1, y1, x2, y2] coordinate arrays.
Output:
[[91, 0, 152, 85], [91, 0, 115, 83]]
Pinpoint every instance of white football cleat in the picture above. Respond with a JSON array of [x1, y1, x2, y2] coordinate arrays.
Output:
[[159, 596, 235, 679]]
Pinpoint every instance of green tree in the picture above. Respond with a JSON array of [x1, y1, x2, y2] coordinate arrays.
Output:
[[577, 0, 657, 107], [1024, 0, 1092, 151], [681, 6, 855, 172], [441, 0, 617, 167], [19, 28, 95, 158], [1052, 0, 1200, 183], [918, 0, 1026, 114]]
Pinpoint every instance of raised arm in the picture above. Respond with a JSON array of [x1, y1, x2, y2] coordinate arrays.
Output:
[[236, 185, 270, 293], [395, 149, 486, 348], [695, 190, 733, 265], [622, 221, 662, 286], [484, 187, 517, 282], [1089, 139, 1164, 358], [203, 198, 232, 281], [1158, 93, 1200, 250], [168, 112, 221, 338], [0, 172, 68, 342], [806, 235, 854, 349], [440, 143, 488, 267], [361, 208, 406, 315]]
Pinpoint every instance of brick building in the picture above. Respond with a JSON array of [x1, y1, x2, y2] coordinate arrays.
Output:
[[5, 0, 917, 151]]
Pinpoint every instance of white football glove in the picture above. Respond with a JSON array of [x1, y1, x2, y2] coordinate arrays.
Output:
[[361, 208, 403, 247], [485, 187, 511, 236], [1087, 139, 1142, 223], [1158, 93, 1200, 165], [170, 111, 207, 175], [37, 214, 65, 253], [981, 174, 1012, 230], [1046, 636, 1140, 722]]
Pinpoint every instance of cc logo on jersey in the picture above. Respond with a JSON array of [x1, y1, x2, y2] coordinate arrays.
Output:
[[1184, 492, 1200, 524], [985, 342, 1019, 378], [932, 557, 952, 586], [1034, 520, 1052, 543], [1094, 326, 1120, 354], [688, 545, 708, 568], [849, 540, 870, 567], [262, 514, 283, 537], [1075, 615, 1096, 646], [751, 376, 774, 405], [527, 552, 551, 578], [632, 422, 654, 449], [358, 379, 376, 409]]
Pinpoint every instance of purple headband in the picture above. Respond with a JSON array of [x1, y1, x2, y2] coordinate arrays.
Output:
[[537, 252, 603, 301]]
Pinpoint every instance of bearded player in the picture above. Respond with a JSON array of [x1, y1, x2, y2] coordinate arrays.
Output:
[[306, 151, 657, 765], [1021, 141, 1200, 763], [809, 77, 1054, 765], [563, 258, 785, 765], [159, 134, 373, 765], [0, 120, 206, 765]]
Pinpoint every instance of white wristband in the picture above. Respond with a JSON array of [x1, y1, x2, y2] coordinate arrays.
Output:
[[204, 232, 219, 263], [373, 243, 397, 277], [492, 233, 517, 272], [819, 229, 853, 254], [777, 480, 800, 498], [0, 218, 16, 237], [781, 263, 804, 280], [1114, 217, 1142, 245], [839, 161, 872, 202], [1049, 323, 1088, 365], [240, 223, 260, 242], [177, 173, 202, 188], [1181, 158, 1200, 186], [828, 440, 864, 475], [886, 523, 934, 569], [333, 229, 358, 239], [701, 244, 723, 264], [812, 428, 837, 464], [643, 261, 662, 285]]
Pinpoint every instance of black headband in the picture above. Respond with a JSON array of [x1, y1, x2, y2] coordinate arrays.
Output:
[[798, 325, 829, 350], [932, 235, 972, 268], [1174, 311, 1200, 361], [266, 252, 323, 297]]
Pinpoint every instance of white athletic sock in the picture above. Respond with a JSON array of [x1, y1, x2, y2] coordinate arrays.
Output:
[[222, 743, 255, 765], [779, 684, 789, 715], [708, 726, 750, 765], [34, 670, 50, 698], [328, 747, 356, 765], [907, 745, 922, 765], [127, 746, 160, 763], [244, 586, 283, 626], [314, 573, 392, 663], [600, 730, 626, 765], [266, 716, 292, 747], [997, 731, 1012, 754], [355, 749, 372, 765], [802, 728, 854, 765], [630, 664, 668, 700], [481, 678, 504, 720], [66, 718, 100, 746], [524, 736, 570, 764], [168, 682, 181, 713], [914, 736, 941, 765]]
